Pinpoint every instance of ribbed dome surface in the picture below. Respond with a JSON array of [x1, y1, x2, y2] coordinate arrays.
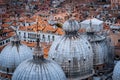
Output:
[[12, 59, 67, 80], [105, 36, 114, 65], [100, 40, 109, 63], [48, 20, 94, 79], [86, 32, 105, 42], [84, 33, 108, 65], [91, 41, 106, 65], [113, 61, 120, 80], [0, 42, 32, 74], [63, 19, 80, 32]]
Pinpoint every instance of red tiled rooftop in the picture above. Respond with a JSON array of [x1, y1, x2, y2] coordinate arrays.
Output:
[[2, 24, 9, 28]]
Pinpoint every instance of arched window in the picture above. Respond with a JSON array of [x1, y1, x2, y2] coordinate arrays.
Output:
[[6, 40, 8, 43], [0, 42, 2, 45], [3, 42, 4, 44], [52, 36, 54, 41], [24, 33, 26, 38], [42, 35, 45, 42], [19, 32, 21, 35], [48, 35, 50, 42]]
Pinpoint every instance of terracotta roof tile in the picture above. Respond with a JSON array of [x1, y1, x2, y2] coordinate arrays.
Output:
[[43, 25, 56, 32], [19, 26, 26, 31], [55, 28, 64, 35], [2, 29, 13, 33], [2, 24, 9, 28]]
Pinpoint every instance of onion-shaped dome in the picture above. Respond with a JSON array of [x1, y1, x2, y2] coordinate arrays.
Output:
[[80, 18, 103, 32], [48, 19, 94, 79], [82, 18, 109, 66], [113, 61, 120, 80], [12, 38, 67, 80], [0, 35, 32, 75], [63, 19, 80, 32]]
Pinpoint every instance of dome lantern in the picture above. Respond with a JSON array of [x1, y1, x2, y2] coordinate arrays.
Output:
[[63, 19, 80, 32], [86, 19, 95, 35], [81, 18, 103, 32], [11, 34, 21, 48], [33, 38, 44, 60]]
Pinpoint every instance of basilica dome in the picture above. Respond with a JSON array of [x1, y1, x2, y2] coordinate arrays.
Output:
[[48, 19, 94, 79], [84, 32, 108, 65], [81, 18, 109, 66], [0, 35, 33, 75], [101, 31, 114, 66], [113, 61, 120, 80], [12, 39, 67, 80]]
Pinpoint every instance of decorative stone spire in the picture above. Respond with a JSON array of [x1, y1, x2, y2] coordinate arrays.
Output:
[[33, 16, 44, 60], [33, 38, 44, 60], [11, 18, 21, 47]]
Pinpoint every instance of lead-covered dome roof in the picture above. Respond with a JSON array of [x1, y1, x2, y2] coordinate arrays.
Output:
[[12, 38, 67, 80], [113, 61, 120, 80], [85, 32, 105, 42], [48, 19, 94, 79], [12, 58, 66, 80], [83, 33, 106, 65], [83, 31, 109, 66], [80, 18, 103, 32], [0, 35, 32, 74], [90, 41, 106, 65]]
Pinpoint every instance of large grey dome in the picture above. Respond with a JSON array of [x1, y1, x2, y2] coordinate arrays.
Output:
[[12, 58, 66, 80], [113, 61, 120, 80], [84, 33, 108, 65], [48, 19, 94, 79], [12, 39, 67, 80], [0, 36, 33, 75]]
